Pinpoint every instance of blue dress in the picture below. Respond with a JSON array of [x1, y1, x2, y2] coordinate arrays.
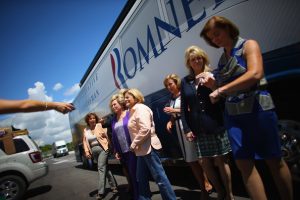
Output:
[[214, 37, 282, 159]]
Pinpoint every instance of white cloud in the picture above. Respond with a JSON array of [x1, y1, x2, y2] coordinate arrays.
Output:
[[2, 81, 73, 146], [0, 116, 14, 127], [28, 82, 52, 101], [12, 110, 71, 145], [64, 83, 80, 96], [53, 83, 63, 91]]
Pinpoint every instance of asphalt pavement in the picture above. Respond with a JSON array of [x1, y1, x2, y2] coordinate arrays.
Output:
[[24, 151, 299, 200], [24, 152, 252, 200]]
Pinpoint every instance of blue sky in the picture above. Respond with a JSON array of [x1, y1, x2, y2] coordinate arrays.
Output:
[[0, 0, 127, 145]]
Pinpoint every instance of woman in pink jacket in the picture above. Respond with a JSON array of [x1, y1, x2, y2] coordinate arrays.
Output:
[[82, 113, 117, 200], [124, 88, 176, 200]]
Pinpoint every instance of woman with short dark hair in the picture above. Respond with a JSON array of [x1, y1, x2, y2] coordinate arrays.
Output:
[[200, 16, 293, 200], [83, 112, 117, 200]]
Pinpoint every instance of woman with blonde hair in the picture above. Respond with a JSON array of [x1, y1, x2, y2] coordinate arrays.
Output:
[[124, 88, 176, 200], [180, 46, 233, 200], [163, 73, 213, 194], [109, 93, 138, 200]]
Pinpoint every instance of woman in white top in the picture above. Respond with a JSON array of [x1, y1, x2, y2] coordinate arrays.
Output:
[[163, 74, 212, 196], [82, 113, 117, 200]]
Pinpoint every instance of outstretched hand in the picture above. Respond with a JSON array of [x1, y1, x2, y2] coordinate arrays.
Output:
[[53, 102, 75, 114], [0, 99, 75, 114]]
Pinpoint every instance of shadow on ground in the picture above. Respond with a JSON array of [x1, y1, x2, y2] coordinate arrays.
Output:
[[77, 158, 300, 200], [24, 185, 52, 199]]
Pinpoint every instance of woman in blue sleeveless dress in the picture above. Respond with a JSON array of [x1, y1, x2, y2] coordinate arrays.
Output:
[[200, 16, 293, 200]]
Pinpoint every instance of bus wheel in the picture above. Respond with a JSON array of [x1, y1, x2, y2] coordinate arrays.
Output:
[[278, 120, 300, 182]]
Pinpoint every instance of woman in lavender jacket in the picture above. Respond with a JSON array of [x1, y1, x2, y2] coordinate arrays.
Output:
[[110, 93, 138, 200]]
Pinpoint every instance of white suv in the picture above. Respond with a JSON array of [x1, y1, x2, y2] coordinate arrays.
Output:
[[0, 134, 48, 200]]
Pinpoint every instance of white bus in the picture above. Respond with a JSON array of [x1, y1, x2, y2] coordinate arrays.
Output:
[[69, 0, 300, 181]]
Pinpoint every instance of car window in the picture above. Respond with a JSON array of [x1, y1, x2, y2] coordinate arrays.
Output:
[[0, 138, 29, 153], [57, 145, 66, 149], [14, 138, 30, 152]]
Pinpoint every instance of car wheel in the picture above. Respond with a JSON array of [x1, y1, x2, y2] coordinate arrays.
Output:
[[0, 175, 27, 200], [278, 120, 300, 182]]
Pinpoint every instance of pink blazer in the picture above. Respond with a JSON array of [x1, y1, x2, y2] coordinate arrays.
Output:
[[82, 123, 109, 157], [127, 103, 162, 156]]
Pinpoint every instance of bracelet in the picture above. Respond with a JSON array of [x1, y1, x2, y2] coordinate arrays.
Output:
[[44, 101, 48, 110]]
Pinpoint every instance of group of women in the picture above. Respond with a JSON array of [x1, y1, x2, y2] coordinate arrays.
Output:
[[82, 16, 293, 200], [83, 88, 176, 200]]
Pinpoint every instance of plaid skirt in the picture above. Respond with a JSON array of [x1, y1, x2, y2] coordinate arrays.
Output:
[[195, 131, 231, 157]]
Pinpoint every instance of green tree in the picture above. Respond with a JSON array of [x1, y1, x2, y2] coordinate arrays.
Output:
[[67, 142, 74, 151], [39, 144, 52, 153]]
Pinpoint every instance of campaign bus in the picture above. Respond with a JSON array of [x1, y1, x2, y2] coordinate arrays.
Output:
[[69, 0, 300, 181]]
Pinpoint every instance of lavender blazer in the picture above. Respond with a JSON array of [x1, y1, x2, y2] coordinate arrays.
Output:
[[127, 103, 162, 156], [111, 111, 132, 156]]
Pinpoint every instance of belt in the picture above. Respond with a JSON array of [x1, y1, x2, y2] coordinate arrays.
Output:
[[226, 91, 275, 115]]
